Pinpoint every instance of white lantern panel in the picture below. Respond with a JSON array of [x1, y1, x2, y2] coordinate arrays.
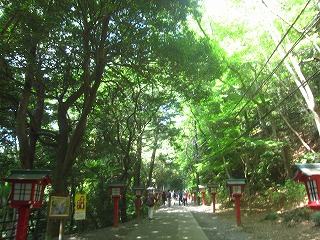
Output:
[[13, 183, 32, 201], [307, 180, 318, 201], [211, 187, 217, 193], [112, 188, 120, 196], [34, 183, 43, 202], [232, 185, 241, 194]]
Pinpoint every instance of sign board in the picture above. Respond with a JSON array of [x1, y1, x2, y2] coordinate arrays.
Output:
[[74, 194, 86, 220], [48, 195, 70, 218]]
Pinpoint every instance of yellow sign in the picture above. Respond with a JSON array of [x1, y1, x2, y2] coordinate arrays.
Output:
[[74, 194, 86, 220]]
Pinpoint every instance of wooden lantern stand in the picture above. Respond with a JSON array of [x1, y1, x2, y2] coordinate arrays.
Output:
[[294, 163, 320, 210], [207, 184, 219, 213], [3, 169, 51, 240], [226, 179, 246, 226], [192, 187, 197, 204], [108, 182, 125, 229], [199, 185, 207, 205], [133, 186, 144, 218]]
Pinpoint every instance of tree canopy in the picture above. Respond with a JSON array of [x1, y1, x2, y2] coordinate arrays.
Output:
[[1, 0, 319, 237]]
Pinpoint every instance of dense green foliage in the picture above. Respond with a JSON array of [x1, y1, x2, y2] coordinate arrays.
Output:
[[310, 211, 320, 226], [1, 0, 320, 237]]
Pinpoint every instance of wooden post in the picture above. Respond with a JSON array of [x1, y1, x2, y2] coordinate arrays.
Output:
[[201, 192, 206, 205], [113, 197, 120, 228], [211, 193, 216, 213], [16, 206, 30, 240], [234, 195, 241, 226], [136, 196, 141, 217]]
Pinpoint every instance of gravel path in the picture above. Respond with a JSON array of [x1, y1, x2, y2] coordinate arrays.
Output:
[[188, 205, 253, 240]]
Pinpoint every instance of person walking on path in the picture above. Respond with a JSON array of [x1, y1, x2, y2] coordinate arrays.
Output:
[[171, 190, 175, 205], [161, 191, 167, 206], [178, 190, 182, 206], [167, 190, 172, 207], [182, 191, 187, 206], [145, 193, 156, 220]]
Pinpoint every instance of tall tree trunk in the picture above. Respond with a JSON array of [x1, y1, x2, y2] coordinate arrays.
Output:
[[211, 130, 231, 179], [280, 112, 315, 153], [29, 70, 45, 166], [281, 145, 293, 179], [193, 120, 200, 205], [147, 132, 158, 188], [119, 137, 133, 223], [16, 44, 37, 169], [46, 13, 109, 238], [134, 124, 143, 187]]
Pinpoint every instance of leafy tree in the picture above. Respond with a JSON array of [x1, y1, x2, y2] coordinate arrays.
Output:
[[2, 0, 219, 236], [176, 0, 320, 208]]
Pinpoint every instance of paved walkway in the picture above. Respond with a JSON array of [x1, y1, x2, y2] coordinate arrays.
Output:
[[66, 203, 209, 239], [125, 204, 208, 239]]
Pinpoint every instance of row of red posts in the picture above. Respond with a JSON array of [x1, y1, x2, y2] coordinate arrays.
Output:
[[109, 180, 246, 227], [195, 181, 246, 226], [3, 163, 320, 239]]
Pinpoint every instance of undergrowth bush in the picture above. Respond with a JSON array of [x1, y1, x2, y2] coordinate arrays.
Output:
[[260, 179, 305, 209], [264, 212, 279, 221], [310, 211, 320, 226], [283, 207, 311, 224]]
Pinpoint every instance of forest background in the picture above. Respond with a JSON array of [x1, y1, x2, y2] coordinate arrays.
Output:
[[0, 0, 320, 238]]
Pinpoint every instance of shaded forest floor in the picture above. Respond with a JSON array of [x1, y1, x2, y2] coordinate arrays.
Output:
[[192, 204, 320, 240]]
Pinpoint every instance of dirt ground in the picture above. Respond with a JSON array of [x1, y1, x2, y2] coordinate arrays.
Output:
[[216, 208, 320, 240]]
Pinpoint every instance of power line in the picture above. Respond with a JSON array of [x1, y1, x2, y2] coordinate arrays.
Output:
[[212, 11, 320, 153], [234, 10, 320, 117], [225, 0, 314, 123], [214, 68, 320, 157], [197, 1, 317, 149]]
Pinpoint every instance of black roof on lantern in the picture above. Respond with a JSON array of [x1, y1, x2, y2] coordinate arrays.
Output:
[[3, 169, 51, 181], [295, 163, 320, 176], [294, 163, 320, 182], [226, 179, 246, 185]]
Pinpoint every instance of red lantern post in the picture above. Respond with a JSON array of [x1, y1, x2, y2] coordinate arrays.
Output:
[[207, 184, 219, 213], [108, 182, 125, 228], [3, 169, 51, 240], [198, 185, 206, 205], [192, 187, 197, 203], [226, 179, 246, 226], [133, 186, 144, 218]]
